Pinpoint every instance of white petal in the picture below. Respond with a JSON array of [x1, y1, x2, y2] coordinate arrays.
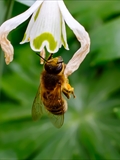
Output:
[[58, 1, 90, 77], [0, 0, 43, 64], [0, 0, 43, 34], [29, 1, 62, 53], [61, 17, 69, 50], [20, 10, 38, 44], [0, 33, 14, 65]]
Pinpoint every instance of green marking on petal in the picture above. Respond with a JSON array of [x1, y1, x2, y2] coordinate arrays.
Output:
[[21, 33, 26, 42], [34, 6, 41, 21], [61, 34, 67, 49], [33, 32, 57, 51], [60, 17, 68, 49]]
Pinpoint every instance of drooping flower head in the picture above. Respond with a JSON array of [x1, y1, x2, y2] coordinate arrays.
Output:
[[0, 0, 90, 77]]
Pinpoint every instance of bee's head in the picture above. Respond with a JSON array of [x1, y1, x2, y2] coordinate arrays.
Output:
[[45, 56, 64, 74]]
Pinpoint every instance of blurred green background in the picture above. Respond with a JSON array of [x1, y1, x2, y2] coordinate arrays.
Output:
[[0, 0, 120, 159]]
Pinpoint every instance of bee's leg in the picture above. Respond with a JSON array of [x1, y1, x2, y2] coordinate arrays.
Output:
[[47, 53, 53, 60], [62, 83, 75, 99]]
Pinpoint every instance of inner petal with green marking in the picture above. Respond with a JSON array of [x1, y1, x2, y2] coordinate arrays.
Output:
[[33, 32, 57, 52], [22, 33, 27, 42]]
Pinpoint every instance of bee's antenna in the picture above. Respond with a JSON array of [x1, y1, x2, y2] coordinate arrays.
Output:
[[47, 53, 53, 60], [36, 53, 47, 62]]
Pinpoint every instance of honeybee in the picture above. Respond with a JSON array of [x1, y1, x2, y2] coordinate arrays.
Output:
[[32, 54, 75, 128]]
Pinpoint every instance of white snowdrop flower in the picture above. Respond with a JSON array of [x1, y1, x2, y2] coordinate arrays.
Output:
[[0, 0, 90, 76]]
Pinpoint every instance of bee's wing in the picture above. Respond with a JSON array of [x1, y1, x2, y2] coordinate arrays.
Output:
[[32, 83, 64, 128], [47, 111, 64, 128], [32, 85, 43, 121]]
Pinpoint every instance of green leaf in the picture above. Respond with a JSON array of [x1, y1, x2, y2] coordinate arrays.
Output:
[[15, 0, 35, 7], [91, 18, 120, 65]]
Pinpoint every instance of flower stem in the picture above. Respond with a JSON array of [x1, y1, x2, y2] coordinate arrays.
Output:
[[0, 0, 14, 97]]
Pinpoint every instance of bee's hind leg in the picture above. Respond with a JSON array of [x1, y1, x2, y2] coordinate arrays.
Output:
[[62, 83, 75, 99]]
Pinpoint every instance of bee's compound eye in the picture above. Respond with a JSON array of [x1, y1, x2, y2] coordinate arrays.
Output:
[[45, 63, 63, 74], [54, 63, 63, 74]]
